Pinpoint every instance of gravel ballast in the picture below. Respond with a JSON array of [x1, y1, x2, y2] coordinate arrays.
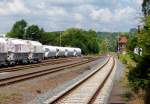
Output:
[[28, 57, 108, 104]]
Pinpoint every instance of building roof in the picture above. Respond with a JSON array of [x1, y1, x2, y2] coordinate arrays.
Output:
[[119, 35, 127, 44]]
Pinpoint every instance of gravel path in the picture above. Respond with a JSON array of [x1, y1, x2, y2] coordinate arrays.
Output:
[[108, 58, 127, 104], [28, 57, 108, 104]]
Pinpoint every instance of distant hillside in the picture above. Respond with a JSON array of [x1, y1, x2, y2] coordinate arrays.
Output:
[[96, 32, 119, 52], [47, 31, 128, 52]]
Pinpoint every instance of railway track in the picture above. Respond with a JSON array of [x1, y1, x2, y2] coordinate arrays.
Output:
[[0, 57, 92, 73], [0, 56, 100, 87], [44, 56, 115, 104]]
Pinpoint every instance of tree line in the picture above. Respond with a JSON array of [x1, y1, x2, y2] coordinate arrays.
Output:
[[6, 20, 102, 54], [7, 20, 44, 40], [126, 0, 150, 103], [7, 19, 124, 55]]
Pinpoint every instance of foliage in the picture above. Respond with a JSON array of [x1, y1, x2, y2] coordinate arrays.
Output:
[[119, 54, 134, 65], [26, 25, 44, 41], [142, 0, 150, 16], [40, 32, 60, 45], [6, 19, 27, 39], [126, 0, 150, 102], [126, 28, 140, 62], [6, 20, 45, 42], [126, 36, 137, 52], [138, 16, 150, 56], [99, 39, 108, 54], [119, 54, 128, 64], [128, 56, 150, 89], [7, 20, 118, 55], [127, 16, 150, 104], [62, 28, 100, 54], [97, 32, 119, 52], [129, 28, 138, 37]]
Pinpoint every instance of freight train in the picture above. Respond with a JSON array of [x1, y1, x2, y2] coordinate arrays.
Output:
[[0, 38, 81, 66]]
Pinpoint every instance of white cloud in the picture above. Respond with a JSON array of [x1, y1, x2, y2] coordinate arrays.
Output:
[[0, 0, 30, 16], [135, 0, 143, 5], [0, 0, 142, 32], [47, 7, 67, 16], [44, 0, 86, 5], [74, 4, 95, 14], [90, 6, 137, 23], [114, 6, 136, 21], [90, 8, 112, 22], [36, 2, 46, 9], [74, 13, 83, 22]]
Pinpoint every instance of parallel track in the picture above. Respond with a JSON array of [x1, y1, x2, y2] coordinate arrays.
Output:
[[88, 57, 115, 104], [0, 57, 92, 73], [44, 56, 115, 104], [0, 57, 99, 87]]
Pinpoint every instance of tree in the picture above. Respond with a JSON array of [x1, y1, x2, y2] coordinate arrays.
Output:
[[26, 25, 43, 41], [128, 16, 150, 104], [128, 1, 150, 103], [6, 19, 27, 39], [142, 0, 150, 16], [99, 39, 109, 54], [129, 28, 138, 37], [40, 32, 60, 45], [127, 36, 137, 52], [96, 32, 118, 52], [62, 28, 100, 54]]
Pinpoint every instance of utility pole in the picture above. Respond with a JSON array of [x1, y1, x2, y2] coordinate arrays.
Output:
[[137, 25, 141, 55], [59, 32, 61, 46], [138, 25, 140, 33], [117, 32, 120, 53]]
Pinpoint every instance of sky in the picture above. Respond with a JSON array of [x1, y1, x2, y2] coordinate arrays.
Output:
[[0, 0, 143, 33]]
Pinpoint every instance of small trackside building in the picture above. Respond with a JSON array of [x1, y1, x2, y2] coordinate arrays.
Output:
[[118, 35, 128, 54]]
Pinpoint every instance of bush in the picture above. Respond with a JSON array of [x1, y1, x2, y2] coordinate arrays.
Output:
[[119, 54, 130, 64]]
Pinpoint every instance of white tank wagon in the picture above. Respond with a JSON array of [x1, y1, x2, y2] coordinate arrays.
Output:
[[65, 47, 75, 56], [74, 48, 81, 56], [0, 37, 82, 66], [6, 38, 30, 65], [0, 38, 8, 65], [43, 45, 57, 59], [64, 47, 68, 56], [66, 47, 82, 56], [56, 47, 67, 57], [26, 40, 44, 62]]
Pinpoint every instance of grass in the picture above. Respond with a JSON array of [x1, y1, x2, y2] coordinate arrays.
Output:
[[122, 91, 133, 101], [119, 54, 131, 64], [0, 91, 20, 103], [118, 53, 145, 104], [119, 54, 136, 68]]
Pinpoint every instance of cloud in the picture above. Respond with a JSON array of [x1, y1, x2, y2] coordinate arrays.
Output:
[[47, 6, 67, 16], [36, 2, 46, 9], [90, 6, 138, 24], [114, 6, 136, 21], [74, 13, 83, 22], [90, 8, 112, 22], [0, 0, 142, 33], [0, 0, 30, 16], [136, 0, 143, 5]]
